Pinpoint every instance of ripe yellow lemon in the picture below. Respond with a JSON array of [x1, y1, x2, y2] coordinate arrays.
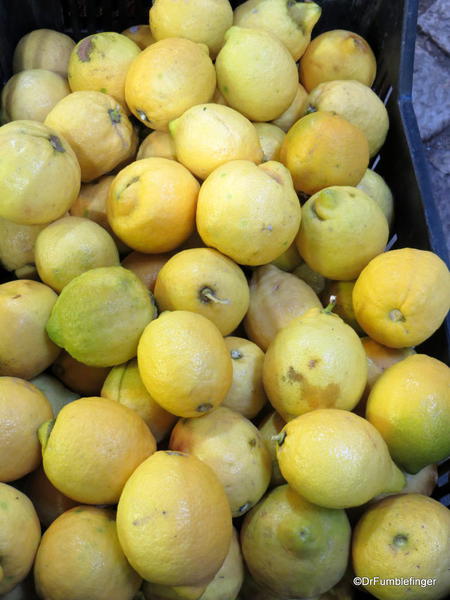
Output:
[[39, 396, 156, 504], [122, 251, 172, 292], [116, 450, 233, 586], [0, 483, 41, 595], [215, 26, 298, 121], [279, 111, 370, 195], [125, 38, 216, 131], [262, 306, 367, 421], [149, 0, 233, 58], [107, 158, 199, 253], [0, 377, 53, 482], [137, 130, 176, 160], [196, 160, 301, 266], [275, 409, 405, 508], [271, 83, 308, 132], [154, 248, 249, 335], [13, 29, 75, 77], [352, 248, 450, 348], [138, 310, 232, 418], [169, 406, 271, 516], [357, 169, 394, 226], [253, 123, 285, 162], [34, 506, 142, 600], [366, 354, 450, 474], [169, 103, 263, 179], [352, 494, 450, 600], [362, 336, 415, 393]]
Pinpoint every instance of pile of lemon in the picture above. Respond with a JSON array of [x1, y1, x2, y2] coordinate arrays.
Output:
[[0, 1, 449, 599]]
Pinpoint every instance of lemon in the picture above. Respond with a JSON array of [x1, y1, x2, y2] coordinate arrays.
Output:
[[39, 396, 156, 504], [352, 248, 450, 348], [215, 26, 298, 121], [352, 494, 450, 600], [270, 241, 302, 272], [297, 186, 389, 280], [362, 337, 415, 393], [271, 83, 308, 132], [241, 484, 351, 598], [258, 411, 286, 486], [51, 351, 110, 396], [279, 111, 370, 195], [46, 266, 157, 367], [154, 248, 249, 335], [169, 406, 271, 516], [101, 358, 177, 442], [122, 24, 155, 49], [0, 483, 41, 595], [0, 120, 80, 225], [150, 0, 233, 58], [307, 80, 389, 156], [0, 217, 46, 273], [275, 409, 405, 508], [13, 29, 75, 77], [196, 160, 301, 266], [366, 354, 450, 473], [45, 91, 135, 182], [116, 451, 233, 586], [263, 306, 367, 421], [137, 130, 177, 160], [321, 280, 364, 334], [138, 310, 232, 418], [1, 69, 70, 123], [169, 103, 263, 179], [222, 336, 267, 419], [35, 216, 120, 292], [107, 158, 199, 253], [244, 264, 322, 351], [253, 123, 285, 162], [0, 280, 60, 379], [299, 29, 377, 91], [357, 169, 394, 226], [68, 32, 140, 105], [122, 251, 172, 292], [34, 506, 142, 600], [234, 0, 321, 60], [125, 38, 216, 131]]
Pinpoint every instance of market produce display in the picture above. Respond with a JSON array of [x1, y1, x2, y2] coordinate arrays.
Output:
[[0, 1, 449, 599]]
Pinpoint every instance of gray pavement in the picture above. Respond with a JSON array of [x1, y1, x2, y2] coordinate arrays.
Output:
[[413, 0, 450, 254]]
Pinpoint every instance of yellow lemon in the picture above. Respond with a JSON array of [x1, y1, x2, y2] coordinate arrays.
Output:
[[362, 337, 415, 393], [107, 158, 199, 253], [196, 160, 301, 266], [0, 120, 80, 225], [137, 130, 177, 160], [34, 506, 142, 600], [101, 358, 177, 442], [137, 310, 232, 418], [0, 217, 46, 273], [125, 38, 216, 131], [321, 280, 364, 334], [0, 377, 52, 482], [51, 351, 110, 396], [270, 240, 302, 272], [0, 483, 41, 595], [116, 451, 233, 586], [45, 91, 135, 182], [357, 169, 394, 227], [169, 103, 263, 179], [1, 69, 70, 123], [299, 29, 377, 91], [352, 248, 450, 348], [122, 251, 172, 292], [13, 29, 75, 77], [253, 123, 285, 162], [352, 494, 450, 600], [244, 264, 322, 351], [241, 484, 351, 598], [35, 216, 120, 292], [169, 406, 271, 516], [68, 32, 140, 105], [263, 306, 367, 421], [271, 83, 308, 132], [215, 26, 298, 121], [258, 411, 286, 486], [234, 0, 321, 60], [297, 186, 389, 280], [366, 354, 450, 473], [154, 248, 249, 335], [275, 409, 405, 508], [122, 25, 155, 49], [150, 0, 233, 58], [279, 111, 370, 194], [39, 396, 156, 504], [0, 280, 60, 380], [222, 336, 267, 419], [46, 266, 157, 367]]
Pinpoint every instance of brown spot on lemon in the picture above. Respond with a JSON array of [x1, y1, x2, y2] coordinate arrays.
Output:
[[77, 37, 94, 62], [287, 366, 303, 382]]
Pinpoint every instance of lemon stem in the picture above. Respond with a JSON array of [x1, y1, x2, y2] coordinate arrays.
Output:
[[200, 287, 230, 305], [272, 431, 286, 446], [323, 296, 337, 314]]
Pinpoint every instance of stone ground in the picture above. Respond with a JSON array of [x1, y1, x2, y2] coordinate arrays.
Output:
[[413, 0, 450, 255]]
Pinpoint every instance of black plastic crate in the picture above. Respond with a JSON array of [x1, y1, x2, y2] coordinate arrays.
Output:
[[0, 1, 448, 598]]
